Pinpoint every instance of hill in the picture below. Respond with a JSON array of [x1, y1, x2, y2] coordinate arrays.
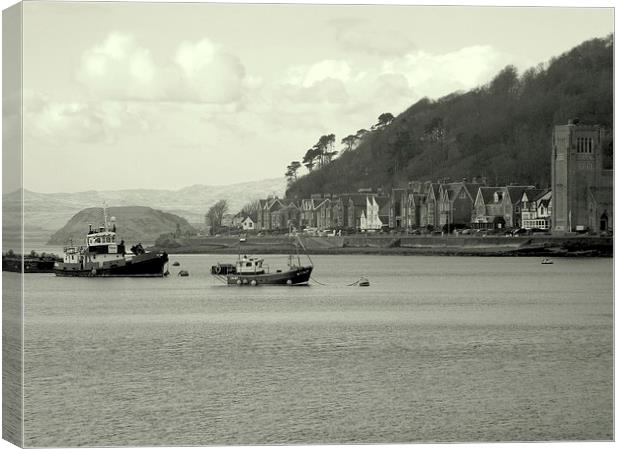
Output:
[[286, 35, 613, 197], [48, 206, 196, 246], [2, 178, 286, 248]]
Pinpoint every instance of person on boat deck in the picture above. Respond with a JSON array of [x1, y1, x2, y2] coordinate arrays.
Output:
[[119, 240, 126, 255]]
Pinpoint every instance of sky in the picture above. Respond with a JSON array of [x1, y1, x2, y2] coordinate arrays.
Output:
[[6, 1, 615, 193]]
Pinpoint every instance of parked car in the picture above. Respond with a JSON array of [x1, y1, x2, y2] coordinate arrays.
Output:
[[460, 228, 473, 235], [512, 228, 528, 236]]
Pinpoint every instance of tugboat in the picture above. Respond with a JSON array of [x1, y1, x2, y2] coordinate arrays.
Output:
[[53, 207, 169, 277], [211, 236, 312, 286]]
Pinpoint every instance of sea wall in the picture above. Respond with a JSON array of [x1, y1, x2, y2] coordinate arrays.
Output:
[[150, 234, 612, 257]]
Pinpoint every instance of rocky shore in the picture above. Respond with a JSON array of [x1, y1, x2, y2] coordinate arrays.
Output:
[[150, 235, 613, 257]]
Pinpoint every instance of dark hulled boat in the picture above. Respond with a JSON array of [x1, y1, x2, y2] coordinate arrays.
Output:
[[53, 210, 169, 278], [2, 254, 59, 273], [211, 254, 312, 286]]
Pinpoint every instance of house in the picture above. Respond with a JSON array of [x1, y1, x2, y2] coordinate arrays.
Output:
[[504, 186, 536, 228], [300, 198, 317, 229], [472, 185, 536, 229], [438, 182, 477, 229], [389, 188, 407, 230], [377, 196, 391, 230], [240, 215, 256, 231], [405, 191, 427, 229], [331, 195, 348, 230], [314, 198, 333, 230], [424, 183, 441, 229], [270, 201, 300, 231], [258, 198, 285, 231], [520, 189, 551, 230], [347, 194, 369, 230], [359, 195, 389, 231], [472, 187, 507, 229]]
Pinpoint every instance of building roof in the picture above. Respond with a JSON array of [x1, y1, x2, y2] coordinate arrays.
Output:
[[477, 187, 502, 204], [348, 194, 369, 207], [462, 183, 481, 201], [505, 186, 535, 204], [521, 188, 547, 203]]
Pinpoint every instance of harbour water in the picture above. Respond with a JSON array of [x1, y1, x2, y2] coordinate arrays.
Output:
[[13, 255, 613, 445]]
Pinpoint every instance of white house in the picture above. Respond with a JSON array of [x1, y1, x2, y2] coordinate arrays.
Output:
[[360, 196, 384, 231], [241, 216, 255, 231]]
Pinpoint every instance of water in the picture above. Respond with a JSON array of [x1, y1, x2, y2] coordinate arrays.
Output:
[[13, 255, 613, 446]]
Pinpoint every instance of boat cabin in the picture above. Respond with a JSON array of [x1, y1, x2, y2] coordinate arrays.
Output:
[[87, 231, 121, 254], [236, 256, 266, 274]]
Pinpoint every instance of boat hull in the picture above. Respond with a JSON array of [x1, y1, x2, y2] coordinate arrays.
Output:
[[54, 252, 169, 277], [225, 266, 312, 285]]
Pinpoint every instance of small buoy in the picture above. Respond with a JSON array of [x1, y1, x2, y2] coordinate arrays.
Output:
[[286, 279, 292, 285], [236, 279, 242, 285], [172, 261, 180, 267], [250, 279, 257, 286], [178, 270, 189, 277]]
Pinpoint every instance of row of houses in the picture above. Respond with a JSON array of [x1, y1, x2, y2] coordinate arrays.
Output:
[[224, 123, 612, 235], [232, 180, 554, 233]]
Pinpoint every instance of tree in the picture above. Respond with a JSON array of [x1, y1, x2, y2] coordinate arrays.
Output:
[[341, 134, 358, 152], [285, 161, 302, 185], [205, 200, 229, 235], [372, 113, 394, 130], [240, 199, 261, 221], [303, 147, 318, 172]]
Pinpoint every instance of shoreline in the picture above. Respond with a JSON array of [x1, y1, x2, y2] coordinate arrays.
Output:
[[150, 235, 613, 258]]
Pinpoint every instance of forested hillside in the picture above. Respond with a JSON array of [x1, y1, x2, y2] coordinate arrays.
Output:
[[286, 35, 613, 197]]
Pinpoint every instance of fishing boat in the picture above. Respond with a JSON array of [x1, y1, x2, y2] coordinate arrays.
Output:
[[211, 254, 312, 286], [53, 206, 169, 277], [211, 236, 313, 286]]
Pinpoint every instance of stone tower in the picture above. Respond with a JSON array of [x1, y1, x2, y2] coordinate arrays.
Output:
[[551, 121, 603, 232]]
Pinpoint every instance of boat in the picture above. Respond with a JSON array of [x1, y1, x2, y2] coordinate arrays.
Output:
[[541, 258, 554, 265], [211, 254, 312, 286], [172, 261, 181, 266], [211, 235, 313, 286], [3, 252, 59, 273], [53, 207, 169, 277], [178, 270, 189, 277], [358, 276, 370, 287]]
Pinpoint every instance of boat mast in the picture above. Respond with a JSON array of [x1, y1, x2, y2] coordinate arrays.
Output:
[[103, 202, 109, 231]]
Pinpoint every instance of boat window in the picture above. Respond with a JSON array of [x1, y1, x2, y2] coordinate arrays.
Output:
[[95, 237, 101, 243], [105, 236, 110, 243], [246, 262, 252, 267]]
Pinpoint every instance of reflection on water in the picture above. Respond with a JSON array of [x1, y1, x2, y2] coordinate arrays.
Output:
[[18, 255, 613, 445]]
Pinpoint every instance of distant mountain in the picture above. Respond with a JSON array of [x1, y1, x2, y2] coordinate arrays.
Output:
[[47, 206, 196, 245], [286, 35, 613, 197], [3, 178, 286, 247]]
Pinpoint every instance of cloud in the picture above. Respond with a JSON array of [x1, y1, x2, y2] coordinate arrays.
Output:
[[76, 33, 247, 104], [23, 91, 150, 145], [381, 45, 512, 99], [331, 19, 416, 56]]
